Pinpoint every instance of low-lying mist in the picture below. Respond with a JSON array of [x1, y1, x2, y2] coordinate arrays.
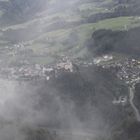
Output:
[[0, 70, 112, 140]]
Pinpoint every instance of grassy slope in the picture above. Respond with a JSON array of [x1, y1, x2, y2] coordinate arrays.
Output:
[[1, 0, 140, 65], [29, 16, 140, 60]]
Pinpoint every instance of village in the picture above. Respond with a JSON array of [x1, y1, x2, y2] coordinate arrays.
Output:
[[93, 55, 140, 107], [93, 55, 140, 85], [0, 56, 75, 81]]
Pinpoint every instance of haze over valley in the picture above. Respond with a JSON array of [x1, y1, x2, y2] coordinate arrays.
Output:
[[0, 0, 140, 140]]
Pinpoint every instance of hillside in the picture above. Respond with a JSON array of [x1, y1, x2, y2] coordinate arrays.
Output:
[[0, 0, 140, 67], [0, 0, 140, 140]]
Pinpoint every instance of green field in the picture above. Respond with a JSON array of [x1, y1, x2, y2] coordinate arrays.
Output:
[[27, 16, 140, 61], [1, 0, 140, 65]]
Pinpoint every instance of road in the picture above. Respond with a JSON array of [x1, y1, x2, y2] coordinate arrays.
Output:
[[129, 85, 140, 122]]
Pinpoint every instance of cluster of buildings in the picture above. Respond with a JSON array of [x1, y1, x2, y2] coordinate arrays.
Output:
[[93, 55, 113, 65], [93, 56, 140, 106], [115, 59, 140, 85], [0, 59, 75, 81], [94, 56, 140, 85], [112, 96, 127, 106]]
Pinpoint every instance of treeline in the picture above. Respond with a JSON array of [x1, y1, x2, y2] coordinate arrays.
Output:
[[0, 0, 48, 26], [87, 27, 140, 57], [86, 0, 140, 23]]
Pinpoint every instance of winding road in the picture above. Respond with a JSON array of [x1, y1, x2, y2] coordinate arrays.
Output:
[[129, 85, 140, 122]]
